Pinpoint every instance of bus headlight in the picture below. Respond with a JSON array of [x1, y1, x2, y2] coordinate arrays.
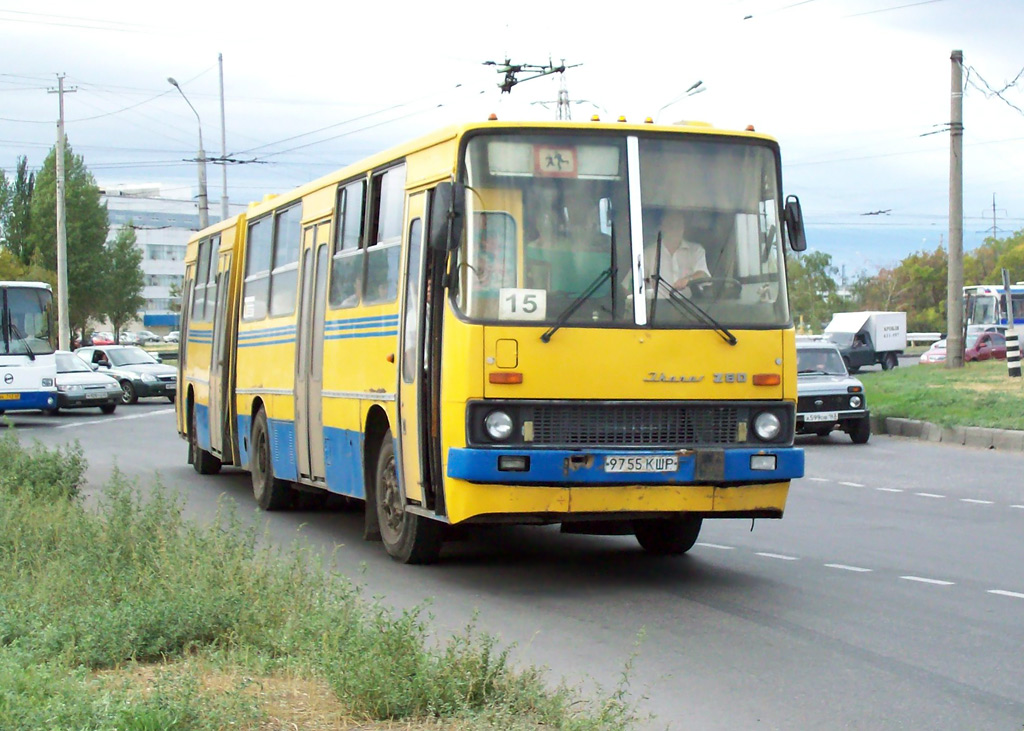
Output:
[[849, 395, 863, 408], [753, 411, 782, 441], [484, 410, 514, 441]]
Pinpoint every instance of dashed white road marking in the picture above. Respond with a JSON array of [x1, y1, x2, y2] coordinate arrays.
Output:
[[807, 477, 830, 483], [877, 487, 903, 493], [900, 576, 955, 586], [825, 563, 873, 573], [55, 408, 175, 430], [960, 498, 994, 505], [756, 552, 799, 561], [914, 492, 946, 499], [1011, 505, 1024, 510], [696, 543, 735, 550], [988, 590, 1024, 600], [838, 481, 864, 487]]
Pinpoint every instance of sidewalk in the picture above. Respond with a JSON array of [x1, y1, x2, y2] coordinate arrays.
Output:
[[872, 415, 1024, 452]]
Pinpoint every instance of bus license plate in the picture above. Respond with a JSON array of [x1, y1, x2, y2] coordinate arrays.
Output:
[[604, 455, 678, 473], [0, 393, 19, 401], [804, 411, 838, 423]]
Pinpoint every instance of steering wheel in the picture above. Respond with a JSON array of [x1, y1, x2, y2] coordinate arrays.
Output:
[[690, 277, 742, 300]]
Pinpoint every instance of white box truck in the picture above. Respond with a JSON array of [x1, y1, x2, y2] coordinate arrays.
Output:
[[824, 311, 907, 372]]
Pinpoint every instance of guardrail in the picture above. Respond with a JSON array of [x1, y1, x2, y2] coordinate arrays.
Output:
[[907, 332, 941, 345]]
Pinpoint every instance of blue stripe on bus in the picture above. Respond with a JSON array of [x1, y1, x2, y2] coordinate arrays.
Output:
[[446, 447, 805, 485], [238, 324, 297, 339], [194, 401, 212, 452], [234, 415, 366, 500], [324, 315, 399, 330], [324, 330, 398, 341], [0, 390, 57, 412], [237, 338, 299, 348]]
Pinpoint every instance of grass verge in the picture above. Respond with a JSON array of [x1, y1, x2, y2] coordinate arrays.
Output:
[[0, 428, 641, 730], [859, 359, 1024, 430]]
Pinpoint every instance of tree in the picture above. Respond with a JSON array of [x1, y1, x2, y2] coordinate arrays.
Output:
[[0, 249, 55, 287], [6, 157, 35, 265], [102, 224, 146, 339], [787, 250, 844, 332], [26, 141, 109, 342]]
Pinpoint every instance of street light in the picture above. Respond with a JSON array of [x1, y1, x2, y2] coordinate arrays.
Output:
[[167, 77, 209, 230]]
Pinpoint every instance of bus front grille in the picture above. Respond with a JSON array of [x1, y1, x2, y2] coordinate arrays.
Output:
[[531, 404, 741, 447]]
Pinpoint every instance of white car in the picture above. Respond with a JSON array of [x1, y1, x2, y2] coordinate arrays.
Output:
[[796, 341, 871, 444], [163, 330, 180, 343]]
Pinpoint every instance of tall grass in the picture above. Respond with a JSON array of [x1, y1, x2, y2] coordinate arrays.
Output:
[[860, 359, 1024, 430], [0, 428, 639, 730]]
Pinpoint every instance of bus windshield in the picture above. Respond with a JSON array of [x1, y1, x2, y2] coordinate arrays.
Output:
[[2, 286, 56, 356], [457, 131, 790, 329]]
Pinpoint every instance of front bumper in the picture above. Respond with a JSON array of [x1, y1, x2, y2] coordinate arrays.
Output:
[[133, 380, 176, 398], [447, 446, 804, 485], [57, 392, 120, 409], [796, 408, 869, 432]]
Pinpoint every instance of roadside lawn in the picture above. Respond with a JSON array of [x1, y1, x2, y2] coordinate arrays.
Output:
[[859, 359, 1024, 431]]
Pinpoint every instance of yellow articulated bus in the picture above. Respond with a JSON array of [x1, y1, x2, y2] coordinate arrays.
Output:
[[177, 118, 808, 564]]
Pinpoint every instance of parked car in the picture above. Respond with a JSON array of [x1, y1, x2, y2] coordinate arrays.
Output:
[[118, 331, 139, 345], [795, 340, 871, 444], [919, 339, 947, 364], [964, 331, 1007, 362], [48, 350, 121, 414], [74, 345, 177, 404], [91, 331, 115, 345], [134, 330, 162, 344], [163, 330, 180, 343]]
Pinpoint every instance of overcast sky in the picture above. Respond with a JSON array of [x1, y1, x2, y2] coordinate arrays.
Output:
[[3, 0, 1023, 278]]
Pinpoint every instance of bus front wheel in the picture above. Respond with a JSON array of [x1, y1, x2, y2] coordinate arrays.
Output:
[[634, 515, 703, 555], [375, 430, 443, 564], [251, 410, 292, 510]]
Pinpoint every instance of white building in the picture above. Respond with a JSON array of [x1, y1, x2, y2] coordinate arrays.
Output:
[[100, 184, 244, 331]]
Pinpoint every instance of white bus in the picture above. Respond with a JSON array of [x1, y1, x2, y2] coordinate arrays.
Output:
[[0, 281, 57, 415]]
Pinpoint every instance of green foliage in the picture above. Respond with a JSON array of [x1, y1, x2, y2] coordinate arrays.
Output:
[[103, 224, 146, 337], [787, 250, 844, 331], [26, 140, 109, 339], [0, 250, 56, 289], [0, 428, 85, 501], [0, 436, 638, 730], [2, 158, 35, 265]]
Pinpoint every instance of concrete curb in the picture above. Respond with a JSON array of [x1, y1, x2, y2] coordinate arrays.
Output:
[[872, 416, 1024, 452]]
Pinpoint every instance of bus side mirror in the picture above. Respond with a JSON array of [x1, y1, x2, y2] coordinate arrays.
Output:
[[429, 182, 465, 252], [783, 195, 807, 252]]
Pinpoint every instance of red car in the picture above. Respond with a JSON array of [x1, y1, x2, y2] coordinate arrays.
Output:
[[964, 331, 1006, 362]]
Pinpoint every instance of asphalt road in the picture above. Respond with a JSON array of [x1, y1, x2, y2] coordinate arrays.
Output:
[[6, 405, 1023, 730]]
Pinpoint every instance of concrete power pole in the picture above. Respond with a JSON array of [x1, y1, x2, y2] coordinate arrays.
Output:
[[946, 50, 964, 369], [49, 74, 75, 351], [218, 53, 229, 221]]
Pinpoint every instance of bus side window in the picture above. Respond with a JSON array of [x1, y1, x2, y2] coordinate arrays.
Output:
[[329, 180, 366, 309], [365, 165, 405, 305], [243, 217, 272, 321], [269, 205, 302, 317]]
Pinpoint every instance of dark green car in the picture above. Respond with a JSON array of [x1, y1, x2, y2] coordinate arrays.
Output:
[[73, 345, 177, 404]]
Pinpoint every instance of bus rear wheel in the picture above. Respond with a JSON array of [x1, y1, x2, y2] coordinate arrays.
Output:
[[634, 515, 703, 555], [251, 409, 292, 510], [191, 405, 221, 475], [375, 430, 443, 564]]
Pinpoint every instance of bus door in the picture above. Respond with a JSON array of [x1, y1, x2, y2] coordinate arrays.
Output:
[[397, 193, 427, 504], [295, 221, 330, 483], [207, 251, 231, 458]]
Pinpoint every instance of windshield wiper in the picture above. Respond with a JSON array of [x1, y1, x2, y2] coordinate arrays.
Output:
[[6, 317, 36, 360], [647, 273, 737, 346], [540, 268, 613, 343]]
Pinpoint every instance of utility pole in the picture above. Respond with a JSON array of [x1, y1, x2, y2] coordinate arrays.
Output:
[[946, 50, 964, 370], [218, 53, 229, 221], [49, 74, 75, 351]]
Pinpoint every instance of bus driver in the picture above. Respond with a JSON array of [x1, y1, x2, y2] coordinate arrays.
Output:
[[648, 210, 710, 293]]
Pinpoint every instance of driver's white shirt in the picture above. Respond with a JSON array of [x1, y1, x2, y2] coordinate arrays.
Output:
[[651, 240, 709, 296]]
